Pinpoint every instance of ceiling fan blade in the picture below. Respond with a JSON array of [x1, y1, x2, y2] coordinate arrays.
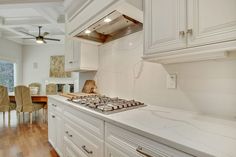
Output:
[[19, 31, 36, 37], [22, 38, 35, 39], [43, 32, 49, 36], [43, 40, 47, 44], [44, 38, 60, 41]]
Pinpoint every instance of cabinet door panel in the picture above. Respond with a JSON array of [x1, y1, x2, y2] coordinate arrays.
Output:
[[65, 38, 74, 70], [144, 0, 187, 55], [105, 144, 133, 157], [56, 115, 64, 156], [188, 0, 236, 47], [72, 40, 81, 66], [64, 137, 88, 157], [48, 112, 56, 147]]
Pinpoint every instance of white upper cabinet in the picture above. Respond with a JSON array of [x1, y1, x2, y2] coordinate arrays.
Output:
[[144, 0, 236, 63], [144, 0, 187, 55], [65, 38, 98, 72], [187, 0, 236, 47]]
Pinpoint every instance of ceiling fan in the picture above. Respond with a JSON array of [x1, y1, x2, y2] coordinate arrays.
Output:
[[20, 26, 61, 44]]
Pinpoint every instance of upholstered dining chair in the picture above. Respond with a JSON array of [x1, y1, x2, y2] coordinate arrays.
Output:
[[0, 85, 16, 124], [46, 83, 57, 95], [29, 82, 47, 121], [15, 86, 44, 124], [29, 82, 41, 95]]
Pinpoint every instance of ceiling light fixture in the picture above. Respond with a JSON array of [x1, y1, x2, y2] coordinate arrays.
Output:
[[36, 37, 44, 44], [104, 17, 112, 23], [85, 29, 91, 34]]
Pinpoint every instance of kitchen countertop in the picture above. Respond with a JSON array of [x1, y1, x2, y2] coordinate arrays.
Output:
[[49, 95, 236, 157]]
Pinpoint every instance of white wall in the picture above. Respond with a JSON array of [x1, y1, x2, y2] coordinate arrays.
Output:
[[22, 44, 79, 94], [0, 38, 22, 85], [78, 72, 97, 92], [95, 31, 236, 119]]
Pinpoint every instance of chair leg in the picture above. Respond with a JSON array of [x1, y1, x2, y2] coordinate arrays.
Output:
[[43, 108, 45, 122], [23, 112, 25, 122], [29, 112, 32, 124], [3, 112, 5, 126], [8, 110, 10, 126], [17, 112, 20, 123]]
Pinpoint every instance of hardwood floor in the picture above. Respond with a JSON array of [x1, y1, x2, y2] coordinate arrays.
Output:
[[0, 110, 59, 157]]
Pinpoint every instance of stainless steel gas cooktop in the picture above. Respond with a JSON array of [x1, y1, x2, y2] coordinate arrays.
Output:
[[68, 95, 146, 114]]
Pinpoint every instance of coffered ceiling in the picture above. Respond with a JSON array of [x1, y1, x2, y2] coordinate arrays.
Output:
[[0, 0, 87, 45]]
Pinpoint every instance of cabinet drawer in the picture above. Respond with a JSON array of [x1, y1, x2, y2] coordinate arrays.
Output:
[[64, 120, 103, 157], [64, 107, 104, 139], [64, 136, 88, 157], [105, 123, 194, 157], [48, 99, 64, 113]]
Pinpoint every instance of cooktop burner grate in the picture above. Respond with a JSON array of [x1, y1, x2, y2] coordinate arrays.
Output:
[[67, 95, 146, 114]]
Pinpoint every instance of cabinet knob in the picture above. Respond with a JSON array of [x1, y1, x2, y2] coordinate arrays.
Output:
[[69, 134, 73, 137], [69, 61, 73, 64], [52, 115, 55, 118], [65, 131, 69, 134], [52, 104, 57, 107], [187, 29, 193, 35], [179, 31, 185, 37], [136, 146, 153, 157]]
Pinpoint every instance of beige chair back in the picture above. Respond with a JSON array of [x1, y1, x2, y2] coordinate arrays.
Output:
[[0, 85, 10, 112], [46, 83, 57, 95], [29, 82, 41, 95], [15, 86, 33, 112]]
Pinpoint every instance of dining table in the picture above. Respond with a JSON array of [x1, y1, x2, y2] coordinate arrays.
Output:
[[9, 92, 48, 104]]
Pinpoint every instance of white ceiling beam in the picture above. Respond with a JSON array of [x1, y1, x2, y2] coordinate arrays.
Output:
[[0, 17, 30, 37], [0, 26, 26, 36], [0, 0, 63, 5], [6, 38, 24, 44], [4, 17, 49, 26], [0, 1, 63, 9], [33, 7, 65, 32]]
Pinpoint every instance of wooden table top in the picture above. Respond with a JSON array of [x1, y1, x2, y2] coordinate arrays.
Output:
[[9, 93, 48, 103]]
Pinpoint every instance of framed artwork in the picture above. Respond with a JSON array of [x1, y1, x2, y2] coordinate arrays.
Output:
[[49, 55, 71, 78]]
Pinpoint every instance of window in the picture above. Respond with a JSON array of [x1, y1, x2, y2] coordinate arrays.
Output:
[[0, 60, 15, 92]]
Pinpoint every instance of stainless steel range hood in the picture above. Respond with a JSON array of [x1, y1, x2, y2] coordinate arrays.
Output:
[[76, 10, 143, 44]]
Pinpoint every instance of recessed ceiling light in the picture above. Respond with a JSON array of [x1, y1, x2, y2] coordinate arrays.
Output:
[[104, 17, 112, 23], [85, 29, 91, 34]]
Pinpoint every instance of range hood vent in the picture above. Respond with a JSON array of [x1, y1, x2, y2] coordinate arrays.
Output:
[[76, 11, 143, 44]]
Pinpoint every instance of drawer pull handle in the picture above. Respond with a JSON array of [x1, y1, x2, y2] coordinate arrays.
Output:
[[52, 104, 57, 107], [136, 146, 153, 157], [179, 31, 185, 37], [82, 145, 93, 154], [187, 29, 193, 35]]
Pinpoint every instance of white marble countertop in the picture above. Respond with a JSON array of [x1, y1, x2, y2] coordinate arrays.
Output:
[[49, 95, 236, 157]]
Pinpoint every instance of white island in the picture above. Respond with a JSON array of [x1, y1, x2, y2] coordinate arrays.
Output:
[[48, 95, 236, 157]]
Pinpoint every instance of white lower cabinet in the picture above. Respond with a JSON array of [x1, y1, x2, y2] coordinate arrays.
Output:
[[48, 100, 64, 157], [63, 119, 104, 157], [48, 98, 194, 157]]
